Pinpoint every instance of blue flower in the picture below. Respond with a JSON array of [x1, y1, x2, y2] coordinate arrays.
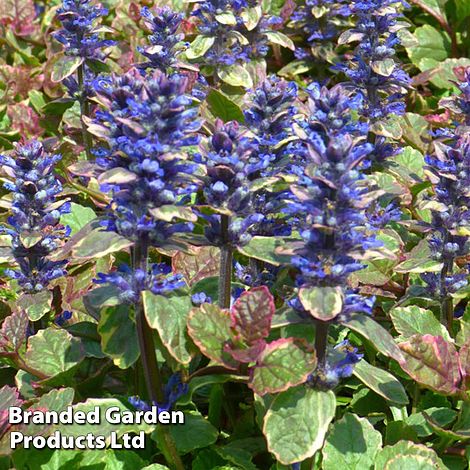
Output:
[[54, 0, 115, 60], [335, 0, 410, 123], [95, 263, 184, 303], [0, 141, 70, 293], [311, 340, 363, 389], [128, 373, 188, 412], [191, 292, 213, 305], [137, 6, 187, 72], [92, 69, 201, 246]]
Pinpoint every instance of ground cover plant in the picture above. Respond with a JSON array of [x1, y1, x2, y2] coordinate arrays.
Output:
[[0, 0, 469, 468]]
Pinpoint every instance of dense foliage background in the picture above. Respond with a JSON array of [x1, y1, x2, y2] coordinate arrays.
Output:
[[0, 0, 469, 468]]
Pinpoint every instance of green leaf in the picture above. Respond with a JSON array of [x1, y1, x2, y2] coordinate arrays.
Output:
[[17, 290, 52, 322], [298, 286, 343, 321], [353, 360, 409, 405], [186, 35, 215, 59], [395, 239, 443, 273], [250, 339, 316, 395], [416, 0, 448, 18], [374, 441, 445, 470], [217, 64, 253, 88], [154, 411, 218, 455], [241, 6, 262, 30], [206, 89, 245, 123], [51, 55, 84, 83], [456, 0, 470, 18], [263, 386, 336, 465], [399, 334, 462, 396], [264, 31, 295, 50], [389, 306, 451, 341], [238, 236, 294, 266], [72, 229, 132, 260], [143, 292, 194, 365], [28, 90, 46, 113], [187, 303, 238, 368], [342, 314, 405, 364], [24, 328, 84, 378], [406, 407, 458, 437], [98, 305, 139, 369], [322, 413, 382, 470], [57, 398, 153, 439], [150, 205, 197, 223], [428, 58, 470, 89], [60, 202, 97, 235], [389, 147, 425, 183], [406, 25, 449, 71], [370, 58, 396, 77], [215, 11, 237, 25], [35, 387, 75, 412]]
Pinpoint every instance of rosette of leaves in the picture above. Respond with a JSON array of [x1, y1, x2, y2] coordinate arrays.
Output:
[[186, 0, 294, 87], [188, 286, 317, 395]]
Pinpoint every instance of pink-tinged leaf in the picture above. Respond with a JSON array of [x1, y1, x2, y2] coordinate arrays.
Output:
[[225, 339, 266, 363], [188, 303, 238, 369], [399, 334, 463, 396], [0, 386, 23, 439], [0, 65, 43, 100], [231, 286, 275, 343], [0, 0, 37, 36], [459, 343, 470, 390], [7, 103, 42, 137], [0, 310, 28, 353], [249, 338, 316, 396], [172, 246, 220, 286]]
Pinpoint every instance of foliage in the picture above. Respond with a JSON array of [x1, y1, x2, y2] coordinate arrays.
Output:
[[0, 0, 469, 469]]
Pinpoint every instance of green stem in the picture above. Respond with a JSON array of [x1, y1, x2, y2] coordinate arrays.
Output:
[[218, 215, 232, 309], [77, 64, 93, 160], [133, 238, 184, 470]]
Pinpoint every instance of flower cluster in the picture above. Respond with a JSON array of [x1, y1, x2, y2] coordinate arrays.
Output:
[[244, 76, 298, 172], [0, 141, 70, 293], [95, 264, 184, 304], [92, 69, 201, 246], [129, 373, 188, 412], [190, 0, 281, 66], [54, 0, 115, 60], [199, 119, 264, 247], [421, 136, 470, 297], [137, 6, 187, 72], [311, 340, 363, 389], [336, 0, 410, 123], [291, 0, 349, 58]]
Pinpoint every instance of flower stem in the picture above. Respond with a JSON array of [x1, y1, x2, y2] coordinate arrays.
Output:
[[218, 214, 232, 309], [314, 321, 329, 369], [77, 64, 93, 160], [133, 238, 184, 470]]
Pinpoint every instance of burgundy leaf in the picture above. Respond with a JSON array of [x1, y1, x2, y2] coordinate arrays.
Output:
[[231, 286, 275, 344], [459, 343, 470, 390], [225, 339, 267, 363]]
